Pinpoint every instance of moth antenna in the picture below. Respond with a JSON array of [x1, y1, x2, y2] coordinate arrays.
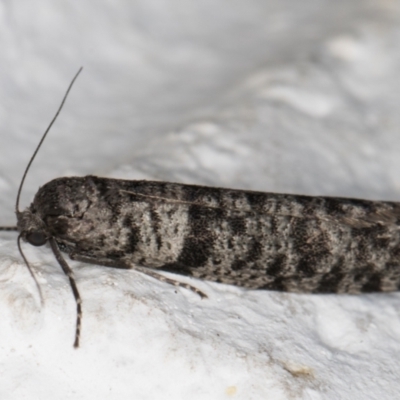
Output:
[[15, 67, 83, 214], [0, 226, 18, 231], [17, 234, 44, 306]]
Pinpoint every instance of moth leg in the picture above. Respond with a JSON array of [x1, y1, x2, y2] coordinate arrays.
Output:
[[69, 254, 131, 269], [134, 266, 207, 299], [69, 253, 207, 299], [49, 239, 82, 348]]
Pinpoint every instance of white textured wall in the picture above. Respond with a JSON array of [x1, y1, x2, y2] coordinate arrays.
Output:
[[0, 1, 400, 399]]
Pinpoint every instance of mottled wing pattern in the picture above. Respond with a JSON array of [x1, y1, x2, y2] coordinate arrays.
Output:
[[32, 176, 400, 294]]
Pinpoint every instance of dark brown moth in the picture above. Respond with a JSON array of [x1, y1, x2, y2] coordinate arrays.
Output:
[[2, 69, 400, 347]]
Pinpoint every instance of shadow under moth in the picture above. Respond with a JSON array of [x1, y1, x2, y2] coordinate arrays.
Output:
[[1, 68, 399, 347]]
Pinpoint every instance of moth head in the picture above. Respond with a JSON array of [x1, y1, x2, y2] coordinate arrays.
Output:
[[16, 209, 49, 247]]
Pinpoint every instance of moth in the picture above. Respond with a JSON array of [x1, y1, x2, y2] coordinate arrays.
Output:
[[1, 68, 400, 347]]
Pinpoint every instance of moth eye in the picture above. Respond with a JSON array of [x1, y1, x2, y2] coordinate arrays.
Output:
[[26, 231, 47, 246]]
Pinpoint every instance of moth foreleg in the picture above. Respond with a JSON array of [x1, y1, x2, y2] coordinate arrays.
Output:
[[49, 239, 82, 348], [69, 253, 207, 299]]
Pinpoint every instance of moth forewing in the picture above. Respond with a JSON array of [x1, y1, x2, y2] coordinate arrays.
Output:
[[33, 174, 400, 296]]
